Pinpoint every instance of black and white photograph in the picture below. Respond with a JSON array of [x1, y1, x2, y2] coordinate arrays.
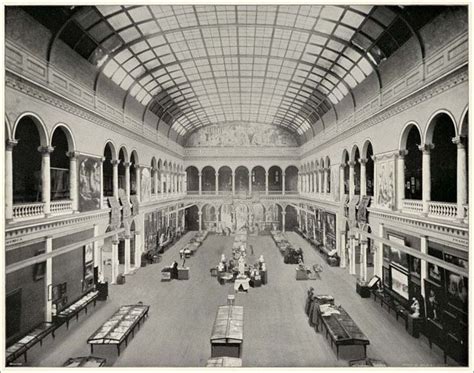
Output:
[[2, 2, 470, 371]]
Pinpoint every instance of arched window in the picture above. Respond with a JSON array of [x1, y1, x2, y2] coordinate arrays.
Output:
[[429, 114, 457, 202], [353, 148, 360, 195], [251, 166, 265, 192], [404, 126, 422, 200], [201, 166, 216, 192], [365, 143, 374, 197], [13, 117, 43, 203], [103, 143, 114, 197], [326, 158, 331, 193], [118, 148, 127, 192], [235, 166, 249, 192], [218, 166, 232, 192], [285, 166, 299, 192], [343, 152, 349, 195], [130, 152, 138, 195], [50, 127, 71, 201], [186, 166, 199, 192]]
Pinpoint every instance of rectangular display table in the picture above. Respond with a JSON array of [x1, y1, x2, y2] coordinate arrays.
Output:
[[87, 304, 149, 356], [210, 305, 243, 358]]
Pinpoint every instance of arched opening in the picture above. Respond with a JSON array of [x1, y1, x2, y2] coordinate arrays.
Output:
[[218, 166, 232, 192], [235, 166, 249, 193], [429, 114, 457, 202], [285, 166, 299, 192], [185, 205, 199, 230], [220, 203, 234, 233], [50, 127, 71, 201], [268, 166, 282, 192], [404, 126, 422, 200], [251, 166, 265, 192], [201, 166, 216, 193], [103, 143, 114, 197], [130, 152, 138, 195], [13, 117, 43, 203], [353, 147, 361, 195], [343, 152, 350, 195], [163, 161, 168, 193], [186, 166, 199, 192], [202, 204, 217, 231], [315, 162, 319, 193], [130, 220, 136, 267], [284, 205, 298, 231], [365, 143, 374, 196], [118, 148, 127, 192], [157, 159, 162, 194], [461, 112, 469, 203], [310, 162, 315, 193]]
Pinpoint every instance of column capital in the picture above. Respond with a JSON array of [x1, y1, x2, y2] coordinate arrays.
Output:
[[360, 239, 369, 245], [198, 172, 202, 177], [281, 211, 286, 216], [133, 164, 141, 170], [66, 151, 79, 159], [418, 143, 434, 153], [358, 158, 367, 165], [100, 156, 106, 163], [339, 164, 346, 170], [348, 161, 356, 168], [197, 211, 202, 216], [398, 149, 408, 158], [282, 172, 286, 177], [38, 145, 54, 154], [452, 136, 467, 148], [112, 238, 120, 245], [6, 139, 18, 151], [123, 162, 131, 168], [370, 155, 376, 162], [319, 168, 325, 174], [111, 159, 121, 166]]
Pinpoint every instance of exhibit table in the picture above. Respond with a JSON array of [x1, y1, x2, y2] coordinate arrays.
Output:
[[6, 322, 58, 365], [318, 304, 370, 360], [179, 247, 192, 258], [87, 304, 149, 356], [234, 277, 250, 292], [56, 290, 99, 329], [206, 357, 242, 367], [178, 267, 190, 280], [63, 356, 106, 367], [210, 305, 244, 358]]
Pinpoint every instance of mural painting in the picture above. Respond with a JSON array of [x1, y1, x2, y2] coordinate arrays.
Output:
[[235, 204, 248, 231], [78, 157, 101, 212], [186, 122, 298, 147], [202, 204, 217, 231], [376, 158, 395, 210], [141, 168, 151, 202]]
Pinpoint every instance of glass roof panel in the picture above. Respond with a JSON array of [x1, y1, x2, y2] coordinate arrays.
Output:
[[90, 5, 420, 138]]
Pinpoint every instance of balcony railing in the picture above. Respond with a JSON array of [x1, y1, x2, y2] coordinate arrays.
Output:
[[50, 200, 73, 214], [13, 202, 45, 219], [428, 201, 457, 219], [402, 199, 423, 214]]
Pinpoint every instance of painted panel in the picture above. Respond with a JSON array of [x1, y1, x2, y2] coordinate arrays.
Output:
[[78, 157, 101, 212]]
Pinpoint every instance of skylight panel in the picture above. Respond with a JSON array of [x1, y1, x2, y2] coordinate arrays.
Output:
[[320, 6, 344, 21], [119, 27, 141, 43], [342, 10, 366, 28], [120, 74, 134, 90], [138, 21, 157, 36], [351, 65, 365, 82], [103, 59, 119, 77], [358, 58, 373, 75], [128, 7, 152, 23], [148, 35, 166, 47], [334, 25, 355, 41], [111, 67, 127, 84], [343, 74, 358, 89]]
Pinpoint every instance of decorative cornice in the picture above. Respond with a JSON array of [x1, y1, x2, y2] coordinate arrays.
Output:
[[5, 71, 184, 159]]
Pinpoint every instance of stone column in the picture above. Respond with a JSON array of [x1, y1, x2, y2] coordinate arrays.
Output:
[[111, 159, 120, 198], [319, 169, 324, 195], [5, 139, 18, 221], [215, 172, 219, 195], [340, 230, 347, 268], [397, 150, 407, 211], [360, 239, 368, 282], [304, 210, 308, 233], [124, 162, 131, 199], [111, 236, 119, 284], [313, 172, 317, 194], [99, 157, 105, 209], [420, 235, 427, 297], [359, 158, 367, 196], [153, 168, 158, 198], [198, 210, 202, 232], [281, 211, 286, 232], [160, 171, 164, 198], [348, 161, 355, 199], [232, 171, 235, 195], [44, 236, 53, 322], [349, 234, 356, 275], [453, 136, 467, 220], [248, 171, 252, 194], [134, 230, 141, 270], [282, 172, 286, 195], [198, 171, 202, 195], [339, 164, 345, 202], [38, 146, 54, 216], [419, 144, 433, 215], [67, 151, 78, 212], [375, 223, 384, 279], [265, 171, 269, 195], [124, 234, 131, 274], [135, 165, 141, 202]]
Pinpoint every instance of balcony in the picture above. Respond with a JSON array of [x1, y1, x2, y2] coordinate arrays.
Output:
[[50, 200, 73, 215], [428, 201, 457, 219], [12, 202, 45, 220], [402, 199, 423, 214]]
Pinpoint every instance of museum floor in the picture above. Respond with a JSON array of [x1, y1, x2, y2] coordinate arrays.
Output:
[[25, 232, 447, 367]]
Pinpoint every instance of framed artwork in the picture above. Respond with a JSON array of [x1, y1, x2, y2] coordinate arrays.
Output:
[[410, 256, 421, 278], [427, 263, 443, 284], [383, 244, 390, 262], [382, 266, 391, 289], [390, 266, 409, 300], [387, 234, 408, 270], [445, 269, 468, 312], [424, 279, 444, 323], [33, 249, 46, 281], [60, 282, 67, 295], [84, 243, 94, 264], [52, 285, 60, 302]]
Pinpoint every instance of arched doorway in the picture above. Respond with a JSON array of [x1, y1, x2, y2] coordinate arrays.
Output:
[[201, 166, 216, 193], [251, 166, 265, 192], [218, 166, 232, 193], [403, 125, 422, 200], [268, 166, 282, 192], [235, 166, 249, 193], [343, 151, 349, 195], [50, 126, 72, 201], [285, 205, 298, 231], [353, 148, 360, 195]]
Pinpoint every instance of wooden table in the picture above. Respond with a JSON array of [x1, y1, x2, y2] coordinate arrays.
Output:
[[210, 305, 243, 358], [318, 304, 370, 360], [87, 304, 149, 356]]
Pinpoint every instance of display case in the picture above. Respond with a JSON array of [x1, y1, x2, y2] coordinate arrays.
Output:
[[210, 306, 243, 358], [62, 356, 106, 367]]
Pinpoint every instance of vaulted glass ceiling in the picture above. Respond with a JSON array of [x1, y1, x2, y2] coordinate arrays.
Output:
[[24, 5, 442, 140]]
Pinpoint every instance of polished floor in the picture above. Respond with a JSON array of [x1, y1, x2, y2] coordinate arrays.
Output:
[[24, 231, 448, 367]]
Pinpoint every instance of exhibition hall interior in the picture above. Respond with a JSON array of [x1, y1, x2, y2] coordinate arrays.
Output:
[[3, 4, 469, 369]]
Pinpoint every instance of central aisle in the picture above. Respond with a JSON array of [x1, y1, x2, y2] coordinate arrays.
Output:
[[33, 231, 446, 367]]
